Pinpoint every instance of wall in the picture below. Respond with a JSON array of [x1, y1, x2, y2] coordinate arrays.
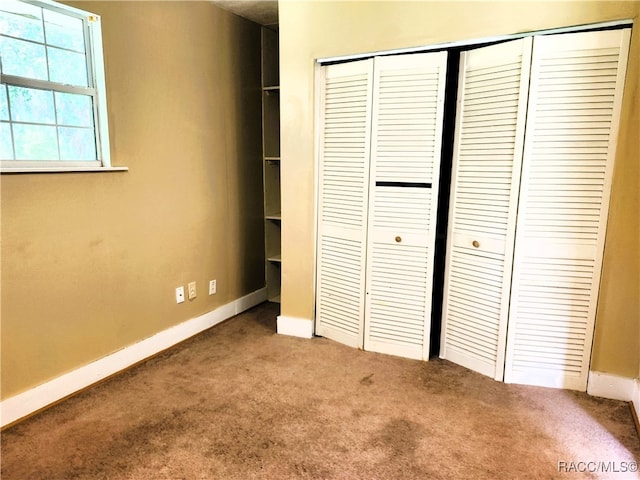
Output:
[[0, 1, 265, 399], [279, 1, 640, 379]]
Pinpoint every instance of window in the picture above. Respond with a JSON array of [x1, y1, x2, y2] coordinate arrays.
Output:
[[0, 0, 120, 172]]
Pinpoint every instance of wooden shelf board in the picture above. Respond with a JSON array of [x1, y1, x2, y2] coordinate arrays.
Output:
[[268, 295, 281, 304], [265, 213, 281, 221], [267, 254, 282, 263]]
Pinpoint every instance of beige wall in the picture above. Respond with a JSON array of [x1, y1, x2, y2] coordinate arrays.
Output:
[[0, 2, 265, 399], [279, 1, 640, 378]]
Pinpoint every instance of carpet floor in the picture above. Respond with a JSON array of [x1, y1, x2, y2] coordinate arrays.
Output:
[[1, 302, 639, 479]]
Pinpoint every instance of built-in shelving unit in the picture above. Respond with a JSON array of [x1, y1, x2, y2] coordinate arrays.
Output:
[[262, 25, 280, 303]]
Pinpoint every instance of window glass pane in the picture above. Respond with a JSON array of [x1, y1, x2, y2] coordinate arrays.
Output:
[[0, 0, 44, 43], [43, 9, 85, 52], [1, 85, 9, 120], [0, 36, 48, 80], [47, 47, 88, 86], [55, 92, 93, 127], [0, 122, 15, 159], [59, 126, 95, 160], [13, 123, 58, 160], [8, 86, 55, 124]]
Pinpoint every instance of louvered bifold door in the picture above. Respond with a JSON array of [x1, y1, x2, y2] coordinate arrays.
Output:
[[363, 52, 447, 360], [315, 59, 374, 348], [504, 29, 631, 390], [440, 39, 532, 379]]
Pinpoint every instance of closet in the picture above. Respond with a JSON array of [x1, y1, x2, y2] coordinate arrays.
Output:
[[441, 28, 631, 390], [315, 52, 447, 360], [315, 27, 631, 390]]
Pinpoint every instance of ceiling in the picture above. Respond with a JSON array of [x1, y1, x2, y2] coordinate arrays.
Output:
[[211, 0, 278, 26]]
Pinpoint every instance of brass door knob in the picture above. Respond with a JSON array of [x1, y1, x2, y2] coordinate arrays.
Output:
[[395, 236, 402, 243], [472, 240, 480, 248]]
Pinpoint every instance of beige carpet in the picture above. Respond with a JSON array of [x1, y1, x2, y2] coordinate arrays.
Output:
[[2, 302, 639, 479]]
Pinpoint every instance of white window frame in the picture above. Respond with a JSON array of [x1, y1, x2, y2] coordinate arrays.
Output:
[[0, 0, 126, 173]]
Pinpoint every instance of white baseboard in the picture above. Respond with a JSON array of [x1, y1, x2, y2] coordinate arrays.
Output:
[[276, 315, 314, 338], [587, 371, 636, 402], [0, 287, 267, 428], [633, 378, 640, 423]]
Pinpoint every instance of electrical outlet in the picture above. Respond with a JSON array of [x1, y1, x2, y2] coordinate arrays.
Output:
[[175, 286, 185, 304], [209, 279, 217, 295], [188, 281, 197, 300]]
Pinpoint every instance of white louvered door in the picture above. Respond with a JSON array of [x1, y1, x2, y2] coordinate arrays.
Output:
[[364, 52, 448, 360], [316, 52, 447, 358], [315, 28, 629, 381], [440, 38, 532, 379], [315, 59, 374, 348], [504, 29, 631, 390]]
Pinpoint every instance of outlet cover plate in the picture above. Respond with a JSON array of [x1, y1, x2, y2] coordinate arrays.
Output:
[[176, 286, 185, 304], [209, 279, 216, 295]]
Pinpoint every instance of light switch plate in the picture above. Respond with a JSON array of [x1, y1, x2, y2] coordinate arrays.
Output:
[[188, 281, 197, 300]]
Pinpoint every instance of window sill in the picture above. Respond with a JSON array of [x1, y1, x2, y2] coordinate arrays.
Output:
[[1, 166, 129, 174]]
